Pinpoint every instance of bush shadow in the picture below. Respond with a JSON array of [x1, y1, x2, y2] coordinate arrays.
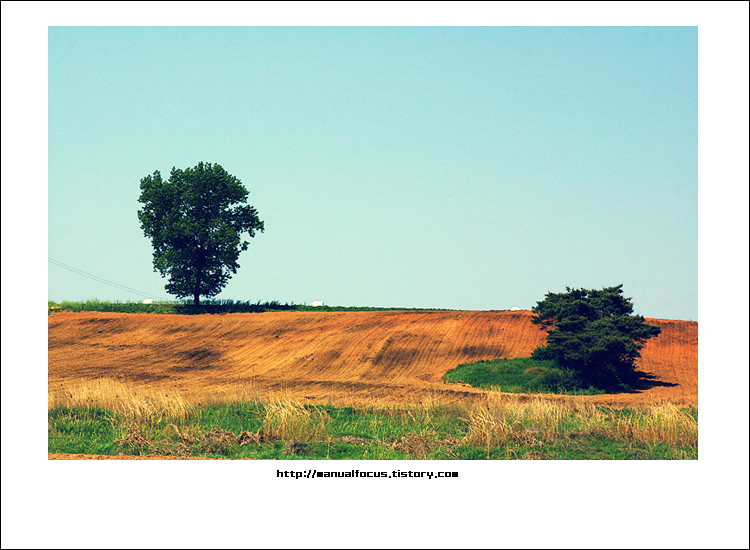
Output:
[[614, 371, 678, 394]]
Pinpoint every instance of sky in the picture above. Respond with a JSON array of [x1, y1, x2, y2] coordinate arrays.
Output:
[[43, 24, 701, 319]]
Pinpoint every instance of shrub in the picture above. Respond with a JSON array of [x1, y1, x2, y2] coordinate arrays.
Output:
[[531, 285, 661, 390]]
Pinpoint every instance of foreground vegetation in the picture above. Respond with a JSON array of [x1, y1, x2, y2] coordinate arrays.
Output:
[[48, 299, 452, 315], [49, 381, 697, 460]]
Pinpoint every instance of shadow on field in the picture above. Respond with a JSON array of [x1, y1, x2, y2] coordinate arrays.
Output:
[[621, 372, 678, 394]]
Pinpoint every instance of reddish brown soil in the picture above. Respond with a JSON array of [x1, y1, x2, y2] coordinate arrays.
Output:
[[48, 309, 697, 408]]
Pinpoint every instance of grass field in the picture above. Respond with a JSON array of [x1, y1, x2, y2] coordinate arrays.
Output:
[[48, 380, 697, 460]]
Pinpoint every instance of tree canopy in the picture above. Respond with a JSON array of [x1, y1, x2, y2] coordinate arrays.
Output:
[[530, 285, 662, 390], [137, 162, 264, 306]]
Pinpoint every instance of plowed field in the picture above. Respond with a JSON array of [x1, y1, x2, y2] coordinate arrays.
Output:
[[48, 310, 697, 408]]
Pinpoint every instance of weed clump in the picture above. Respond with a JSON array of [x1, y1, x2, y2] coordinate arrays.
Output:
[[282, 439, 312, 456], [200, 428, 237, 455], [238, 430, 263, 446], [115, 423, 150, 450], [388, 434, 436, 459]]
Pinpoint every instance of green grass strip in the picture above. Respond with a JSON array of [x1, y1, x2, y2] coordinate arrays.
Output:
[[442, 357, 605, 395]]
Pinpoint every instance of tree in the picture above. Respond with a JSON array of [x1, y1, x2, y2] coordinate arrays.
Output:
[[137, 162, 264, 306], [530, 285, 661, 390]]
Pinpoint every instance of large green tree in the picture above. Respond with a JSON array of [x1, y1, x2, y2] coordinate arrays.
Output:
[[137, 162, 264, 306], [530, 285, 662, 390]]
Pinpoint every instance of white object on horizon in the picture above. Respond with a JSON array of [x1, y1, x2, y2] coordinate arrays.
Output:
[[509, 306, 521, 311], [142, 299, 154, 304], [310, 301, 324, 307]]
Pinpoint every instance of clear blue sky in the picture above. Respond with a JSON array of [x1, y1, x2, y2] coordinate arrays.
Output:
[[46, 25, 699, 319]]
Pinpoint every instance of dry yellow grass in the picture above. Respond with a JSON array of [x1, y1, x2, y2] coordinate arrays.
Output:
[[48, 379, 193, 425], [47, 379, 347, 443], [613, 402, 698, 447], [48, 378, 269, 420], [464, 390, 697, 448], [260, 398, 328, 442]]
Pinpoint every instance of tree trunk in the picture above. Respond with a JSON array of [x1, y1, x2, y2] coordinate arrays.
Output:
[[194, 250, 203, 308]]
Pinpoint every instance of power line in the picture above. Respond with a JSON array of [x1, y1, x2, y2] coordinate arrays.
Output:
[[48, 257, 167, 301]]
